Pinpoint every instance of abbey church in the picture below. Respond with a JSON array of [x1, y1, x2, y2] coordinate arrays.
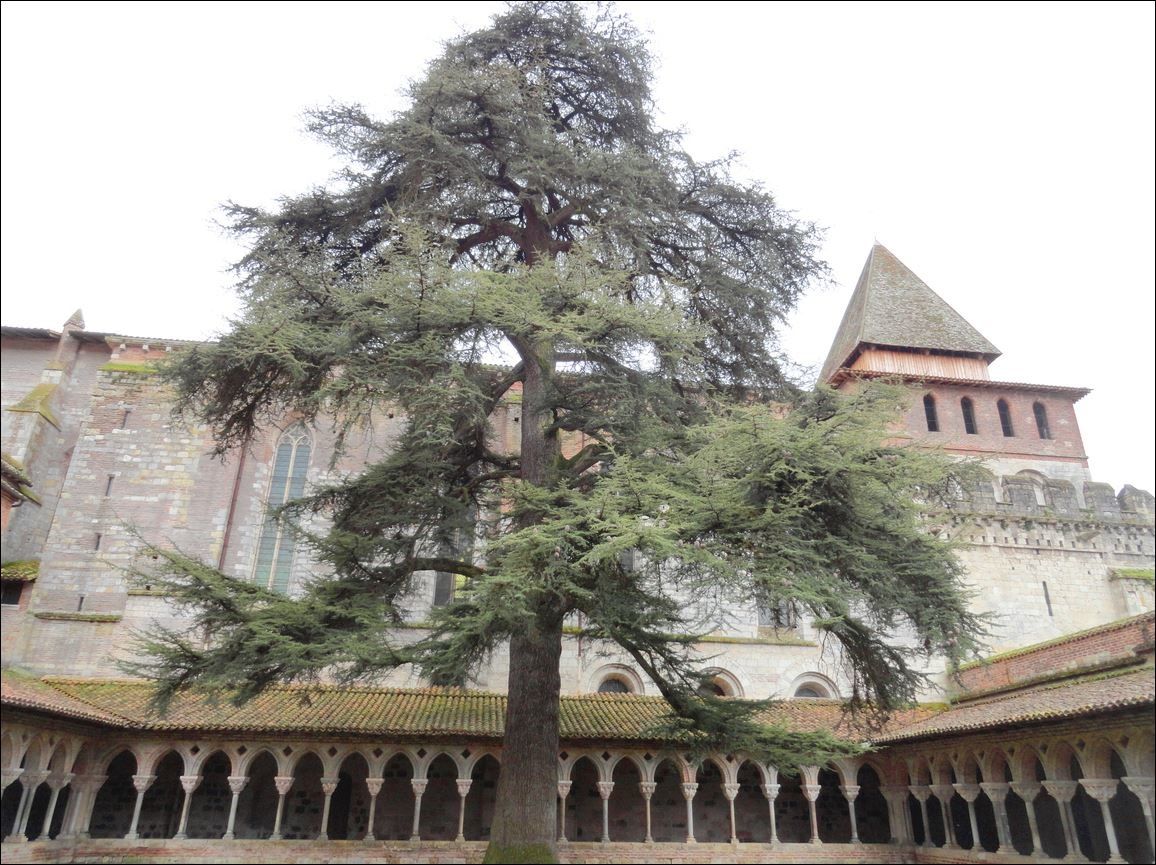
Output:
[[2, 246, 1153, 863]]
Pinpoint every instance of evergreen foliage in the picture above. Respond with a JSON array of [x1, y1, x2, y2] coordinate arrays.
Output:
[[124, 3, 985, 856]]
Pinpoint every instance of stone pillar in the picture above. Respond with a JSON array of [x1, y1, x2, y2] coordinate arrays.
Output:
[[9, 769, 47, 842], [173, 774, 202, 840], [1009, 781, 1045, 858], [409, 778, 428, 841], [910, 786, 933, 847], [841, 784, 861, 844], [680, 782, 698, 843], [721, 782, 740, 844], [270, 775, 294, 840], [980, 781, 1012, 852], [557, 780, 571, 843], [223, 775, 249, 840], [455, 779, 472, 842], [880, 785, 909, 844], [317, 776, 340, 841], [801, 783, 822, 844], [761, 783, 780, 845], [1080, 779, 1126, 864], [125, 774, 157, 840], [639, 781, 656, 844], [928, 784, 957, 848], [1043, 779, 1085, 861], [66, 773, 106, 840], [1122, 776, 1155, 856], [39, 773, 74, 841], [595, 780, 614, 843], [954, 783, 982, 850], [365, 778, 383, 841]]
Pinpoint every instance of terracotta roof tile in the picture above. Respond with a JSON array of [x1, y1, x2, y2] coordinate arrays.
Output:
[[1, 671, 128, 726]]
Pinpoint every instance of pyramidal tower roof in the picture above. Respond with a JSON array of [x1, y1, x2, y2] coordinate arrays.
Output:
[[819, 244, 1000, 383]]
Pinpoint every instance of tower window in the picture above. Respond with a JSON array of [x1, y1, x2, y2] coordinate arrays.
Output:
[[961, 397, 978, 435], [253, 425, 311, 593], [997, 399, 1015, 437], [1033, 402, 1051, 439], [923, 394, 939, 432]]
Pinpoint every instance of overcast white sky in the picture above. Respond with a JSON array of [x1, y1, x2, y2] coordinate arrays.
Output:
[[2, 2, 1153, 492]]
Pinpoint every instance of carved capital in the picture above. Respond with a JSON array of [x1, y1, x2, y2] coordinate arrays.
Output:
[[1122, 777, 1155, 812], [179, 774, 202, 794], [879, 785, 907, 805], [840, 784, 860, 802], [0, 768, 23, 790], [456, 779, 473, 797], [953, 782, 981, 803], [722, 782, 740, 801], [365, 778, 384, 797], [1042, 779, 1079, 803], [1009, 781, 1041, 802], [638, 781, 657, 799], [48, 772, 75, 792], [273, 775, 295, 796], [75, 773, 107, 794], [680, 782, 699, 801], [801, 784, 821, 802], [1078, 778, 1118, 803], [21, 770, 49, 789], [411, 779, 429, 797], [909, 785, 932, 803], [596, 781, 615, 800], [227, 775, 249, 795], [556, 780, 572, 799], [761, 783, 780, 801], [980, 781, 1009, 804], [320, 777, 340, 796], [131, 774, 157, 794], [928, 783, 955, 802]]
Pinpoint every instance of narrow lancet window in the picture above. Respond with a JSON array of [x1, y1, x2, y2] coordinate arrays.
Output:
[[923, 394, 939, 432], [997, 399, 1015, 437], [1033, 402, 1051, 439], [961, 397, 978, 435], [253, 425, 311, 593]]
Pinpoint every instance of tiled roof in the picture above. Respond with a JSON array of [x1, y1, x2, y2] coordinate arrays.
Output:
[[873, 667, 1155, 744], [1, 670, 128, 726], [826, 368, 1090, 400], [820, 245, 1000, 384]]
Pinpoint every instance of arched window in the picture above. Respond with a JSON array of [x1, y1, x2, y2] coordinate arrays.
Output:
[[997, 399, 1015, 437], [253, 425, 311, 593], [789, 673, 837, 699], [923, 394, 939, 432], [960, 397, 978, 435], [597, 676, 632, 694], [1033, 402, 1051, 439], [794, 685, 826, 698]]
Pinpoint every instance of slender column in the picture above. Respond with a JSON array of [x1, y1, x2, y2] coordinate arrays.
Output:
[[954, 783, 982, 849], [1122, 777, 1155, 855], [980, 781, 1012, 852], [455, 779, 472, 842], [173, 774, 202, 840], [880, 785, 909, 844], [1080, 779, 1126, 864], [1009, 781, 1046, 858], [556, 780, 571, 843], [270, 776, 294, 840], [409, 778, 427, 841], [223, 775, 249, 840], [841, 784, 861, 843], [928, 784, 957, 848], [639, 781, 656, 844], [364, 778, 383, 841], [761, 783, 780, 845], [10, 769, 48, 842], [318, 776, 339, 841], [596, 780, 614, 843], [1043, 779, 1085, 861], [910, 786, 933, 847], [801, 783, 822, 844], [125, 774, 157, 840], [680, 782, 698, 843], [69, 773, 106, 840], [40, 773, 75, 841], [722, 782, 740, 844]]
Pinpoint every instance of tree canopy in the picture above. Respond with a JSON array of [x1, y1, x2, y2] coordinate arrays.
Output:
[[128, 3, 984, 859]]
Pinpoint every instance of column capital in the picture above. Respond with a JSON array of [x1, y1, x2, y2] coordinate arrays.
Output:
[[179, 774, 202, 794], [456, 779, 473, 797], [274, 775, 295, 795], [953, 782, 981, 803], [801, 783, 821, 802], [365, 778, 384, 796], [980, 781, 1010, 803], [840, 784, 861, 802], [227, 775, 249, 795], [909, 784, 932, 802], [928, 783, 955, 801], [48, 772, 75, 791], [411, 778, 429, 796], [320, 777, 340, 796], [22, 770, 49, 788], [638, 781, 657, 799], [722, 782, 740, 801], [680, 782, 699, 801], [596, 780, 615, 800], [556, 780, 572, 798], [1079, 778, 1118, 803], [74, 773, 107, 794], [1009, 781, 1041, 801], [1121, 776, 1154, 804], [0, 768, 23, 791], [131, 774, 157, 794], [761, 783, 780, 800], [1042, 779, 1079, 802]]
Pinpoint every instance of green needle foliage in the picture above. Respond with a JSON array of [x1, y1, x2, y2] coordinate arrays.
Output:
[[123, 3, 986, 855]]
